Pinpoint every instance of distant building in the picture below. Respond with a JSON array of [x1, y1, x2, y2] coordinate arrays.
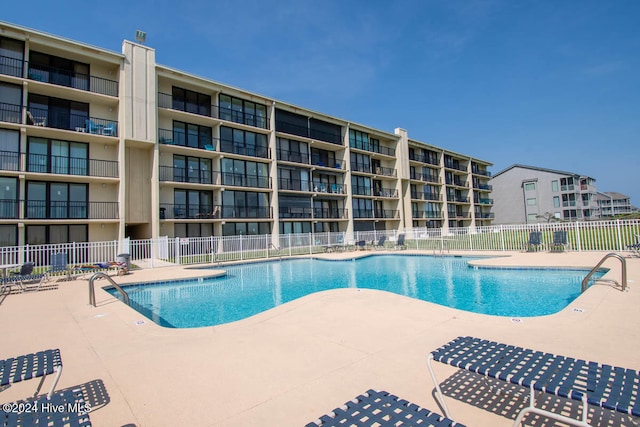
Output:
[[595, 192, 635, 217], [489, 164, 599, 224]]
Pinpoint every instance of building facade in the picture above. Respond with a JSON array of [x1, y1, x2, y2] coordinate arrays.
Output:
[[489, 164, 598, 224], [595, 192, 635, 217], [0, 22, 492, 247]]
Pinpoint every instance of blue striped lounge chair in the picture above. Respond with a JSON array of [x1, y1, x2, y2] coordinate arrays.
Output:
[[0, 349, 63, 399], [427, 336, 640, 427], [2, 262, 48, 293], [306, 389, 465, 427]]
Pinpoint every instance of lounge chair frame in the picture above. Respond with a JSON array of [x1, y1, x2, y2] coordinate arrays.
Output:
[[1, 388, 91, 426], [306, 389, 464, 427], [427, 336, 639, 427], [0, 349, 63, 399]]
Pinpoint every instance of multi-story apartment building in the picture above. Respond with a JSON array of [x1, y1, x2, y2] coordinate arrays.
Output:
[[0, 22, 492, 247], [595, 192, 635, 217], [490, 164, 599, 224]]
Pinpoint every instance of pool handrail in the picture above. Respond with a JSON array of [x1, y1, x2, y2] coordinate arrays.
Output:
[[581, 252, 627, 292], [88, 272, 130, 307]]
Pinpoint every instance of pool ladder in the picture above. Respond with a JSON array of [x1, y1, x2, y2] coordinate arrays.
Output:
[[88, 272, 130, 307], [581, 252, 627, 293]]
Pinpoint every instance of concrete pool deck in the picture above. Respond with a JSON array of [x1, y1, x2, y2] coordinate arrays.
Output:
[[0, 250, 639, 426]]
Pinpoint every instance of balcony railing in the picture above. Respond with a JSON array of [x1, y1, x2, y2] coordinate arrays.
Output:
[[0, 151, 118, 178], [446, 178, 467, 187], [424, 193, 442, 201], [472, 168, 492, 177], [0, 56, 119, 97], [220, 139, 270, 159], [276, 149, 310, 164], [221, 173, 270, 189], [444, 160, 467, 172], [0, 199, 19, 219], [373, 188, 398, 198], [314, 208, 347, 219], [157, 93, 270, 130], [376, 209, 399, 219], [353, 186, 372, 196], [279, 206, 313, 219], [313, 182, 346, 194], [412, 210, 443, 219], [311, 155, 343, 169], [278, 178, 312, 192], [475, 212, 495, 219], [563, 200, 577, 207], [474, 183, 493, 191], [275, 119, 342, 145], [350, 140, 395, 157], [4, 104, 119, 136], [159, 204, 271, 220], [561, 185, 575, 192], [374, 166, 397, 177], [411, 171, 439, 183], [159, 166, 219, 185], [451, 197, 470, 203], [27, 62, 119, 97], [158, 128, 215, 150], [477, 198, 494, 205], [22, 200, 118, 219], [353, 209, 373, 219], [408, 153, 439, 166]]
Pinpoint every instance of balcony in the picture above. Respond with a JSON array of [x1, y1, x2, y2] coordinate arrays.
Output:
[[0, 151, 118, 178], [475, 212, 495, 219], [159, 204, 271, 220], [159, 166, 218, 185], [278, 178, 312, 192], [279, 206, 313, 219], [445, 178, 467, 187], [0, 104, 119, 136], [312, 182, 346, 194], [451, 197, 470, 203], [27, 61, 119, 97], [220, 138, 269, 159], [409, 152, 439, 166], [277, 149, 310, 165], [412, 210, 442, 219], [353, 185, 372, 197], [476, 198, 494, 205], [474, 183, 493, 191], [444, 160, 467, 172], [22, 200, 118, 219], [314, 207, 347, 219], [410, 171, 440, 183], [311, 155, 343, 169], [350, 140, 395, 157], [424, 192, 442, 201], [275, 119, 342, 145], [353, 209, 373, 219], [374, 166, 397, 178], [221, 173, 270, 189], [158, 128, 215, 150], [158, 92, 270, 130], [563, 200, 577, 207], [373, 188, 398, 198], [471, 168, 492, 177], [375, 209, 399, 219]]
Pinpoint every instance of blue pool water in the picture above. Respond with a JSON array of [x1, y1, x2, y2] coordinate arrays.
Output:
[[109, 255, 606, 328]]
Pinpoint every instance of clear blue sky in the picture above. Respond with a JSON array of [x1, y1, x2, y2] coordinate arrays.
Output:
[[4, 1, 639, 205]]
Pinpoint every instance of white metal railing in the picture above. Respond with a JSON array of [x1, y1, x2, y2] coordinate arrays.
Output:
[[2, 219, 640, 272]]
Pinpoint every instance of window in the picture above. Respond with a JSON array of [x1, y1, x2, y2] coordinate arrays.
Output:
[[527, 214, 538, 222], [0, 177, 18, 218], [222, 222, 270, 236], [25, 224, 87, 244], [351, 175, 371, 196], [26, 181, 87, 219], [527, 198, 537, 206], [0, 82, 22, 123], [352, 198, 373, 218], [219, 94, 267, 129], [553, 196, 560, 208], [311, 148, 337, 168], [172, 155, 212, 184], [27, 94, 89, 131], [27, 137, 88, 175], [172, 87, 210, 116], [523, 182, 536, 191], [173, 189, 213, 218], [220, 126, 268, 158], [174, 223, 213, 238], [0, 224, 17, 246], [0, 36, 24, 78], [172, 121, 212, 149], [551, 180, 559, 192], [221, 190, 269, 219], [29, 51, 89, 91], [276, 137, 309, 163], [221, 158, 269, 188], [0, 128, 20, 171], [350, 152, 371, 173]]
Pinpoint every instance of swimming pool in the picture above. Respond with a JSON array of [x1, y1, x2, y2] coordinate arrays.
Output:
[[109, 255, 606, 328]]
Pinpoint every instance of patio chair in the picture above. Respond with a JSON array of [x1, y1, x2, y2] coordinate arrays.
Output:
[[355, 240, 367, 250], [48, 252, 71, 280], [101, 122, 117, 136], [371, 235, 387, 250], [627, 235, 640, 257], [428, 336, 640, 427], [395, 233, 406, 250], [526, 231, 542, 252], [4, 262, 48, 292], [306, 389, 464, 427], [0, 348, 63, 399], [1, 388, 92, 427], [85, 119, 99, 134], [551, 230, 568, 252]]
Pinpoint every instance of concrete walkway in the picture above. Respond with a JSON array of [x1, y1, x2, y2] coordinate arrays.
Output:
[[0, 251, 638, 426]]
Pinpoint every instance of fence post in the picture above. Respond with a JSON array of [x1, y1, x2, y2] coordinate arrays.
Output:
[[616, 219, 623, 252], [309, 232, 312, 255], [574, 222, 581, 252], [240, 234, 243, 261], [289, 234, 292, 257], [265, 234, 269, 259], [468, 226, 473, 251]]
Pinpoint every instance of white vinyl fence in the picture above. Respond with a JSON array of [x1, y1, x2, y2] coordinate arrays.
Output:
[[2, 220, 639, 274]]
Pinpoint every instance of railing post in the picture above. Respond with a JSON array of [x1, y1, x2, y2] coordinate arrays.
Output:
[[240, 234, 243, 261], [500, 225, 505, 251], [265, 234, 269, 259], [575, 222, 581, 252], [616, 219, 623, 252], [309, 232, 312, 255], [289, 234, 292, 257]]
